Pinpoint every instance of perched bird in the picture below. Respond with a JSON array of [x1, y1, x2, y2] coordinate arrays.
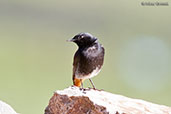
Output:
[[68, 33, 105, 88]]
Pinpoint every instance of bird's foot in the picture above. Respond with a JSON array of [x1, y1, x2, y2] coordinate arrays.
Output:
[[88, 87, 104, 91]]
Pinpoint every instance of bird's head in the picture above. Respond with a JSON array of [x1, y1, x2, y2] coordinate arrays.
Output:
[[67, 33, 97, 47]]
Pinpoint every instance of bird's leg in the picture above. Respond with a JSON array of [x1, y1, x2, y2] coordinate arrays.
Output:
[[78, 79, 85, 91], [89, 79, 96, 89], [81, 81, 84, 89]]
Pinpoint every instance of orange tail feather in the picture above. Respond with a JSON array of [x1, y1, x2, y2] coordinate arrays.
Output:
[[73, 78, 83, 87]]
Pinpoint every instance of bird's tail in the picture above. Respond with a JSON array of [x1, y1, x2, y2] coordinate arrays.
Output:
[[73, 78, 83, 87]]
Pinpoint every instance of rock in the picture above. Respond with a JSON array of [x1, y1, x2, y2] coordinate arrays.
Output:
[[45, 86, 171, 114], [0, 100, 18, 114]]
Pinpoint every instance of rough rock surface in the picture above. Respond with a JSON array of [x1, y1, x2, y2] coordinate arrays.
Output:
[[45, 93, 108, 114], [45, 86, 171, 114]]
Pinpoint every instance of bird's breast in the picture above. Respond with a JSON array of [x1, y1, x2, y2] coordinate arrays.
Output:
[[74, 44, 104, 79]]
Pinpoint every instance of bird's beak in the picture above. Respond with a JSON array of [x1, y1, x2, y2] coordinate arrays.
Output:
[[66, 38, 74, 42]]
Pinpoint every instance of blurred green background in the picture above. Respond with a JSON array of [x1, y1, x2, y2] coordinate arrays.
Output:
[[0, 0, 171, 114]]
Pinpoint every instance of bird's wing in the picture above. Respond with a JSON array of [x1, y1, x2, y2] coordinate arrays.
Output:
[[72, 50, 80, 81]]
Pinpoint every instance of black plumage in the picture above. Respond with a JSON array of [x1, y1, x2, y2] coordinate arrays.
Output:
[[68, 33, 105, 88]]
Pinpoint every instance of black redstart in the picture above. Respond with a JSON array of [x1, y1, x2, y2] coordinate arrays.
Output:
[[68, 33, 105, 88]]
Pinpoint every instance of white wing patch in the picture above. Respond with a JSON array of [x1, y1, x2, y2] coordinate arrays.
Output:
[[83, 43, 102, 58]]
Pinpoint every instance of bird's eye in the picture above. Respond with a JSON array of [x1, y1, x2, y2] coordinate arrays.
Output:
[[80, 35, 84, 38]]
